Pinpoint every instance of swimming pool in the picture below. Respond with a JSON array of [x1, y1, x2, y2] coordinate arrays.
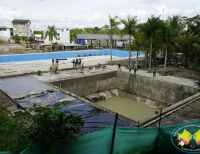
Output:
[[0, 49, 144, 63]]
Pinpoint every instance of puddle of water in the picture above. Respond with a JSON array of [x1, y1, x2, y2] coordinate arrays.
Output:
[[96, 96, 157, 121]]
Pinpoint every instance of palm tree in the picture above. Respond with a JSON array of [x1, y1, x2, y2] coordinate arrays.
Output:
[[121, 16, 138, 66], [45, 26, 59, 50], [109, 15, 119, 62], [176, 32, 200, 68], [131, 30, 147, 68], [141, 16, 162, 71], [161, 16, 182, 72]]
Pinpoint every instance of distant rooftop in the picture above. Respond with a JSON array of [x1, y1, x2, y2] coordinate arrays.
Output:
[[76, 34, 134, 41], [0, 26, 10, 29], [12, 19, 31, 24]]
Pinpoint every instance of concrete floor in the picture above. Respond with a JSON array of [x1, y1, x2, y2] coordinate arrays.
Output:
[[32, 65, 197, 88], [0, 56, 124, 77], [0, 76, 54, 99]]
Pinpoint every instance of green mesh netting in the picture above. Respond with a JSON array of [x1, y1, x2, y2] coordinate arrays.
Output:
[[19, 120, 200, 154], [0, 152, 12, 154]]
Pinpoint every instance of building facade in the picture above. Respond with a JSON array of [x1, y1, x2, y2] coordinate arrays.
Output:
[[44, 27, 70, 44], [0, 26, 13, 41], [12, 19, 31, 37], [76, 34, 134, 49]]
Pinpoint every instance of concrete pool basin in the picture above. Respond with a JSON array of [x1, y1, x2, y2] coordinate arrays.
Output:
[[0, 66, 198, 132], [51, 69, 198, 124], [96, 96, 158, 122]]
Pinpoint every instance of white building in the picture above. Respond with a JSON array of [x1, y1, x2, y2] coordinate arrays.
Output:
[[12, 19, 32, 37], [0, 26, 13, 41], [44, 27, 70, 44]]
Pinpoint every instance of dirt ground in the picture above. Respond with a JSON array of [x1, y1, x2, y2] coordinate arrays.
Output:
[[0, 43, 41, 55], [156, 65, 200, 80], [152, 99, 200, 127]]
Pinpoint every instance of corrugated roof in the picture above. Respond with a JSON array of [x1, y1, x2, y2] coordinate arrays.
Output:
[[76, 34, 134, 41], [12, 19, 31, 24]]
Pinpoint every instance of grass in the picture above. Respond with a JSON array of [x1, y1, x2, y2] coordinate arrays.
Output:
[[0, 39, 6, 45]]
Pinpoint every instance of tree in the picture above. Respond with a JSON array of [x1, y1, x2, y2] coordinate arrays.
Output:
[[176, 32, 200, 69], [0, 104, 83, 153], [12, 35, 21, 43], [0, 107, 17, 151], [141, 16, 162, 71], [161, 16, 182, 72], [26, 105, 83, 153], [121, 15, 138, 66], [109, 15, 119, 62], [45, 26, 59, 46], [131, 30, 148, 68]]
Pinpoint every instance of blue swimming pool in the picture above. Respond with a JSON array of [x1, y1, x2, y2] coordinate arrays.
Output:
[[0, 49, 144, 63]]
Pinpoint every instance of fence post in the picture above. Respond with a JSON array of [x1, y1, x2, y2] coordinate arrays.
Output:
[[158, 108, 163, 128], [137, 121, 140, 128], [110, 113, 118, 154]]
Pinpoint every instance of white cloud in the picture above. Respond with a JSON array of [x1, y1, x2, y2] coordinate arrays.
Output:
[[0, 0, 199, 29]]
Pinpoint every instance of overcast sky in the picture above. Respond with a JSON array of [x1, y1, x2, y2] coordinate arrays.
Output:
[[0, 0, 199, 30]]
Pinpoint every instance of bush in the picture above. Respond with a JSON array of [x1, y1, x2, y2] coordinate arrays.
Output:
[[0, 105, 84, 153]]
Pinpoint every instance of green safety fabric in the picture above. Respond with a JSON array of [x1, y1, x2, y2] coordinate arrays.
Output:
[[0, 152, 12, 154], [19, 120, 200, 154]]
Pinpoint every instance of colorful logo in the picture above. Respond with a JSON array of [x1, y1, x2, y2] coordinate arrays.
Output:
[[171, 124, 200, 153]]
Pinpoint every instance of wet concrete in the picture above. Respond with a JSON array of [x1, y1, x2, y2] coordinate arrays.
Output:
[[60, 99, 132, 134], [0, 76, 54, 99], [97, 96, 158, 122]]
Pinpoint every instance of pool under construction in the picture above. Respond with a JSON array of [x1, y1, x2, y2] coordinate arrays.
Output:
[[50, 68, 199, 126], [0, 67, 199, 133]]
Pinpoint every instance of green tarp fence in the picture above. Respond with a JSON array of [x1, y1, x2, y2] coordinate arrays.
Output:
[[0, 152, 12, 154], [20, 120, 200, 154]]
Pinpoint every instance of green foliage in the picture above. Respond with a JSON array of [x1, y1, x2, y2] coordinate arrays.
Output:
[[109, 15, 120, 36], [0, 39, 5, 44], [45, 26, 59, 42], [12, 35, 35, 44], [0, 107, 30, 153], [28, 106, 83, 146], [121, 15, 138, 65], [121, 16, 138, 38], [12, 35, 21, 43], [72, 14, 199, 71], [0, 105, 83, 153], [0, 108, 15, 150]]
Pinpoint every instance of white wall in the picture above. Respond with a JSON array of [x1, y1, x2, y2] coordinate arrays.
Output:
[[13, 23, 31, 37], [0, 28, 11, 41], [44, 27, 70, 44]]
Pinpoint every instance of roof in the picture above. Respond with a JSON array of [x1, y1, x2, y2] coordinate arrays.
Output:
[[12, 19, 31, 24], [61, 42, 81, 47], [76, 34, 134, 41], [0, 26, 10, 29]]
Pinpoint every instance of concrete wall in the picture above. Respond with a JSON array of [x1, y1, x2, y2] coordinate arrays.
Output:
[[52, 71, 198, 104], [52, 71, 117, 96], [0, 28, 11, 41], [117, 71, 198, 104]]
